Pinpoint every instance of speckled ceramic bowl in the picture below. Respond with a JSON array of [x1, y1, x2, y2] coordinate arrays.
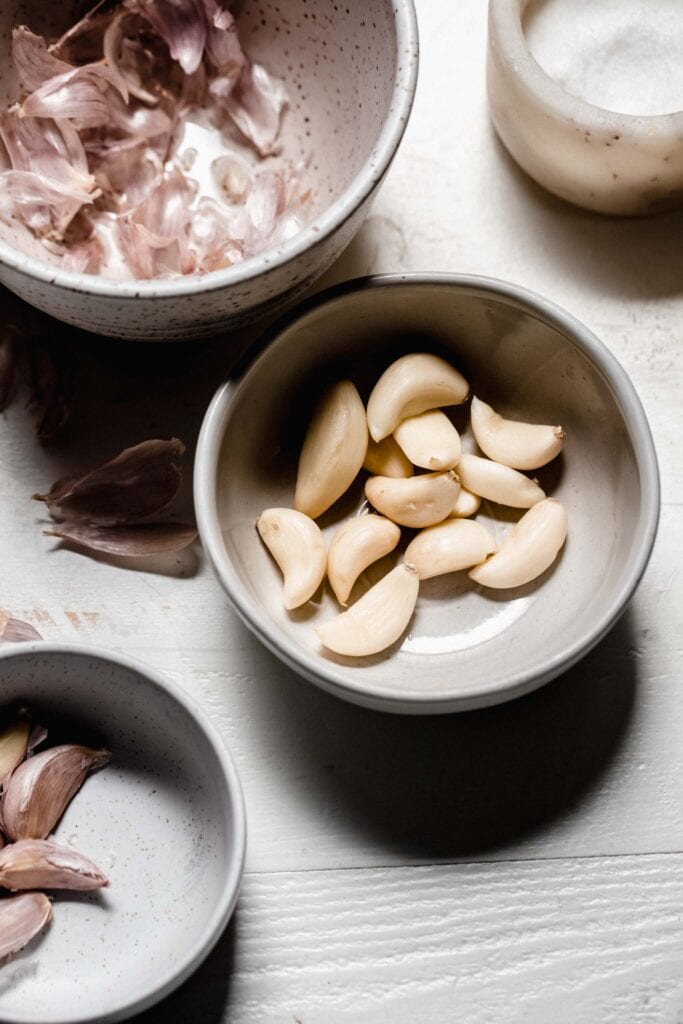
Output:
[[0, 1, 418, 340], [195, 274, 660, 715], [0, 644, 246, 1024]]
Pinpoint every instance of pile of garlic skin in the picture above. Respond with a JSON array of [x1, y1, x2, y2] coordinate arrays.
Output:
[[257, 352, 568, 659], [0, 708, 110, 964]]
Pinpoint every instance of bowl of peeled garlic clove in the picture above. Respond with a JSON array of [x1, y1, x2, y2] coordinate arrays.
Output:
[[194, 273, 660, 714], [0, 643, 246, 1023]]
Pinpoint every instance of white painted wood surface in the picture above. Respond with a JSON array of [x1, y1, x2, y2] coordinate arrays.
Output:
[[1, 1, 682, 1020]]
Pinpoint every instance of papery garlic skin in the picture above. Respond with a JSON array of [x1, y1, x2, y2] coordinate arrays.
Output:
[[327, 514, 401, 606], [405, 520, 498, 580], [393, 410, 461, 471], [363, 436, 413, 479], [256, 508, 327, 610], [365, 471, 461, 528], [294, 381, 368, 519], [449, 487, 481, 519], [366, 353, 469, 442], [457, 453, 545, 508], [0, 892, 52, 960], [469, 498, 568, 589], [0, 839, 108, 892], [316, 563, 419, 657], [471, 396, 564, 470]]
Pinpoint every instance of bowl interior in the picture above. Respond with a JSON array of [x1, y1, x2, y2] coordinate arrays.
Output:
[[0, 647, 241, 1024], [209, 279, 650, 710]]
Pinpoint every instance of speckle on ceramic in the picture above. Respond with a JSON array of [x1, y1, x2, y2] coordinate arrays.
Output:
[[194, 274, 660, 715], [0, 1, 418, 339], [0, 644, 246, 1024]]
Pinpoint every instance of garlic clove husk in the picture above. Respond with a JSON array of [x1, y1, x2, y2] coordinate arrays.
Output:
[[256, 508, 327, 610], [363, 435, 413, 478], [457, 453, 545, 509], [327, 514, 401, 606], [393, 409, 461, 471], [294, 380, 368, 519], [469, 498, 568, 589], [316, 563, 419, 657], [365, 471, 460, 528], [471, 396, 565, 470], [0, 616, 42, 644], [0, 839, 108, 892], [0, 892, 52, 960], [405, 520, 498, 580], [366, 353, 469, 442], [448, 487, 481, 519]]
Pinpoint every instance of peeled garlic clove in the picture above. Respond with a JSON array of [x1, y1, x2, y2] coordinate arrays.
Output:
[[316, 563, 419, 657], [365, 471, 460, 528], [0, 839, 108, 892], [471, 396, 565, 470], [405, 520, 498, 580], [0, 892, 52, 960], [1, 744, 111, 842], [0, 719, 31, 789], [294, 381, 368, 519], [363, 436, 413, 479], [256, 508, 327, 610], [366, 353, 469, 442], [393, 410, 461, 471], [457, 453, 544, 509], [449, 487, 481, 519], [327, 514, 401, 605], [469, 498, 567, 589]]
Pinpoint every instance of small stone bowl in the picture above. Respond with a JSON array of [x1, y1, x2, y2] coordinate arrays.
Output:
[[195, 274, 660, 715], [0, 644, 246, 1024]]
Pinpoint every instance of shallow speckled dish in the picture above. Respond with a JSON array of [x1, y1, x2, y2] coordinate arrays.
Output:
[[195, 274, 660, 715], [0, 0, 418, 339], [0, 644, 246, 1024]]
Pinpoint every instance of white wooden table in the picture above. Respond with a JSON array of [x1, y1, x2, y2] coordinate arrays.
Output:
[[2, 2, 682, 1020]]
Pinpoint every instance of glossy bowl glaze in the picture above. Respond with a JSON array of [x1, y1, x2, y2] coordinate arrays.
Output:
[[0, 644, 246, 1024], [195, 274, 660, 715], [0, 1, 418, 339]]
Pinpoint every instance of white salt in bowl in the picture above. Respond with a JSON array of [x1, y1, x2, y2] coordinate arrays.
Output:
[[0, 1, 418, 339], [0, 644, 246, 1024], [195, 274, 660, 715]]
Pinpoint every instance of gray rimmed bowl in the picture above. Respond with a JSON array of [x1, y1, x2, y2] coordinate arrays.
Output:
[[0, 0, 418, 340], [0, 643, 246, 1024], [194, 274, 660, 715]]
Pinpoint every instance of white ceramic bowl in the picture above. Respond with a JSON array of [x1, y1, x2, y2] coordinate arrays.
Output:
[[0, 1, 418, 339], [195, 274, 660, 715], [0, 644, 246, 1024]]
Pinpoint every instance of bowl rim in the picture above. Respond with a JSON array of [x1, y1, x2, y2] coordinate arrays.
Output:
[[0, 1, 419, 300], [0, 641, 247, 1024], [194, 272, 661, 715]]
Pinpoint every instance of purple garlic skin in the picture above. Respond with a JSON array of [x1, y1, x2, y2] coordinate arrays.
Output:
[[0, 839, 108, 892], [0, 892, 52, 959]]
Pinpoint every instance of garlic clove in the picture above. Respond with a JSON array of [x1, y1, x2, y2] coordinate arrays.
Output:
[[405, 520, 498, 580], [294, 380, 368, 519], [365, 471, 461, 528], [457, 453, 545, 508], [1, 744, 111, 842], [316, 563, 419, 656], [363, 435, 413, 478], [471, 396, 565, 470], [469, 498, 568, 589], [393, 409, 461, 471], [366, 353, 469, 442], [0, 616, 42, 644], [327, 514, 401, 606], [0, 892, 52, 960], [449, 487, 481, 519], [256, 508, 327, 610], [0, 719, 31, 789], [0, 839, 108, 892]]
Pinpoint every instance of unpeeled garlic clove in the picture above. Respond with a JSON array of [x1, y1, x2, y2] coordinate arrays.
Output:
[[366, 353, 469, 442], [457, 453, 545, 509], [405, 520, 498, 580], [1, 744, 111, 842], [365, 471, 460, 528], [0, 719, 31, 789], [469, 498, 567, 589], [363, 436, 413, 479], [256, 508, 327, 610], [393, 410, 461, 471], [449, 487, 481, 519], [0, 892, 52, 960], [0, 839, 108, 892], [316, 563, 419, 656], [294, 381, 368, 519], [327, 514, 401, 605], [471, 396, 565, 470]]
